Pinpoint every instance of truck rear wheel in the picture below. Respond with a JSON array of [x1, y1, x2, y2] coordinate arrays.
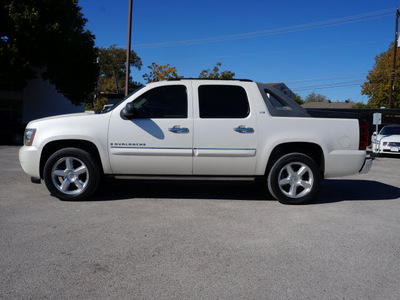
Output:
[[43, 148, 101, 201], [267, 153, 320, 205]]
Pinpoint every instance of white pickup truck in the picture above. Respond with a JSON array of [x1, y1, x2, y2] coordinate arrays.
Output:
[[19, 79, 372, 204]]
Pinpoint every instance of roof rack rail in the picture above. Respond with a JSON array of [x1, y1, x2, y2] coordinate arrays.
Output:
[[167, 78, 253, 82]]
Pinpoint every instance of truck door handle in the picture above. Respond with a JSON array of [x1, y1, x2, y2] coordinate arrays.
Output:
[[169, 126, 189, 134], [234, 125, 254, 134]]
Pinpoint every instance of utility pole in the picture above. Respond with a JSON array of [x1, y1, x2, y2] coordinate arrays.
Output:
[[125, 0, 133, 97], [389, 8, 399, 108]]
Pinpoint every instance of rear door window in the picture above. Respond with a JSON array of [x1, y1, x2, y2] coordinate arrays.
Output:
[[198, 85, 249, 118]]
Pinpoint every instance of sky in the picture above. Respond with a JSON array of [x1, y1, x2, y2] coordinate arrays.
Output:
[[79, 0, 400, 104]]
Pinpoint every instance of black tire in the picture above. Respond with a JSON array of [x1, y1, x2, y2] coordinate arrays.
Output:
[[267, 153, 320, 205], [43, 148, 101, 201]]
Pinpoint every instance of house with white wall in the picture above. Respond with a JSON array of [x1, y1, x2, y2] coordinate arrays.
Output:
[[0, 75, 84, 125]]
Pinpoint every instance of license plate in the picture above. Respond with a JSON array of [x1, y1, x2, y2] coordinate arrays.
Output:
[[390, 147, 399, 152]]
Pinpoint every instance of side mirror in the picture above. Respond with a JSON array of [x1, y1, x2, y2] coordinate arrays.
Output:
[[371, 132, 377, 142], [121, 102, 136, 119]]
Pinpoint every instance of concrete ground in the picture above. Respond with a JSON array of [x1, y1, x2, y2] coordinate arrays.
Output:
[[1, 146, 400, 299]]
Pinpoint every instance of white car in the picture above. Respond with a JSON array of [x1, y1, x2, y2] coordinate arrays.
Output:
[[372, 125, 400, 154]]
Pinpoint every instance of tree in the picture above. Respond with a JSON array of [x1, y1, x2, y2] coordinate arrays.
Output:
[[352, 102, 369, 109], [361, 42, 400, 108], [88, 45, 142, 112], [293, 93, 304, 105], [199, 62, 235, 79], [0, 0, 98, 104], [305, 92, 329, 103], [97, 45, 142, 94], [143, 62, 182, 83]]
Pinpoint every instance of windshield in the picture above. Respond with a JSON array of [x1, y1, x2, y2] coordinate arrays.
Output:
[[380, 126, 400, 135], [98, 86, 145, 114]]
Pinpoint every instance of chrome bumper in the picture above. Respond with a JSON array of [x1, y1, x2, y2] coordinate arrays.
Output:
[[359, 157, 373, 174]]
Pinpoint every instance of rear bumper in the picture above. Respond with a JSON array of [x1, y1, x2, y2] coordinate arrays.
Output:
[[324, 150, 368, 178], [359, 157, 373, 174]]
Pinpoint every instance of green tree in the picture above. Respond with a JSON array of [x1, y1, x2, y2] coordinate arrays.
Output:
[[305, 92, 329, 103], [143, 62, 182, 83], [97, 45, 142, 94], [361, 42, 400, 108], [293, 93, 304, 105], [0, 0, 98, 104], [199, 62, 235, 79], [352, 102, 369, 109]]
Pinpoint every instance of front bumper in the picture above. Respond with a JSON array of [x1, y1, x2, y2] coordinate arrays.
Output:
[[19, 146, 41, 178], [379, 146, 400, 154], [373, 140, 400, 154]]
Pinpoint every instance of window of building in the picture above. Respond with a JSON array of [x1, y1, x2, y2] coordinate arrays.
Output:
[[0, 98, 22, 121], [198, 85, 249, 118]]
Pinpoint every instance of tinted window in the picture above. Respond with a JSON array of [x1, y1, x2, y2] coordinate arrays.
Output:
[[263, 89, 292, 111], [199, 85, 249, 118], [131, 85, 187, 118], [380, 126, 400, 135]]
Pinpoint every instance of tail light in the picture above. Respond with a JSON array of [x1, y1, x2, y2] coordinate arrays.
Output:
[[358, 119, 369, 150]]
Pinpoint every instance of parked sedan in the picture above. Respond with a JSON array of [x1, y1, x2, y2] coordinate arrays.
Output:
[[372, 125, 400, 154]]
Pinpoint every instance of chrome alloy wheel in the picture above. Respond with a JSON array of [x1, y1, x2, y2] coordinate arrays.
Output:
[[51, 156, 89, 195], [278, 162, 314, 199]]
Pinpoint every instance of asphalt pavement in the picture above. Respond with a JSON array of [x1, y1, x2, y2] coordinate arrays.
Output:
[[1, 146, 400, 299]]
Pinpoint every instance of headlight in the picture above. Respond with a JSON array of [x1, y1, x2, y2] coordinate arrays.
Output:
[[24, 129, 36, 146], [383, 142, 388, 146]]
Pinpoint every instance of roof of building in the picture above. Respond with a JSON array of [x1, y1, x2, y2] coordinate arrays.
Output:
[[301, 101, 356, 109]]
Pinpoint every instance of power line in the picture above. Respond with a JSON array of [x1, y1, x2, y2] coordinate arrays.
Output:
[[284, 70, 400, 92], [295, 83, 364, 91], [292, 81, 364, 91], [283, 68, 400, 86], [285, 73, 367, 83], [179, 39, 389, 62], [133, 8, 394, 49]]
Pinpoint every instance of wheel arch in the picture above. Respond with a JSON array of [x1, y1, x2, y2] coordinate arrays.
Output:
[[265, 142, 325, 178], [39, 140, 104, 179]]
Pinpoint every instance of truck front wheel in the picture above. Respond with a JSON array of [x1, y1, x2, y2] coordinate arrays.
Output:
[[267, 153, 320, 205], [43, 148, 101, 201]]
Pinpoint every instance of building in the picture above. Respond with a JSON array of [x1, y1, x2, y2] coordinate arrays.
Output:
[[0, 75, 84, 125], [301, 101, 357, 109]]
